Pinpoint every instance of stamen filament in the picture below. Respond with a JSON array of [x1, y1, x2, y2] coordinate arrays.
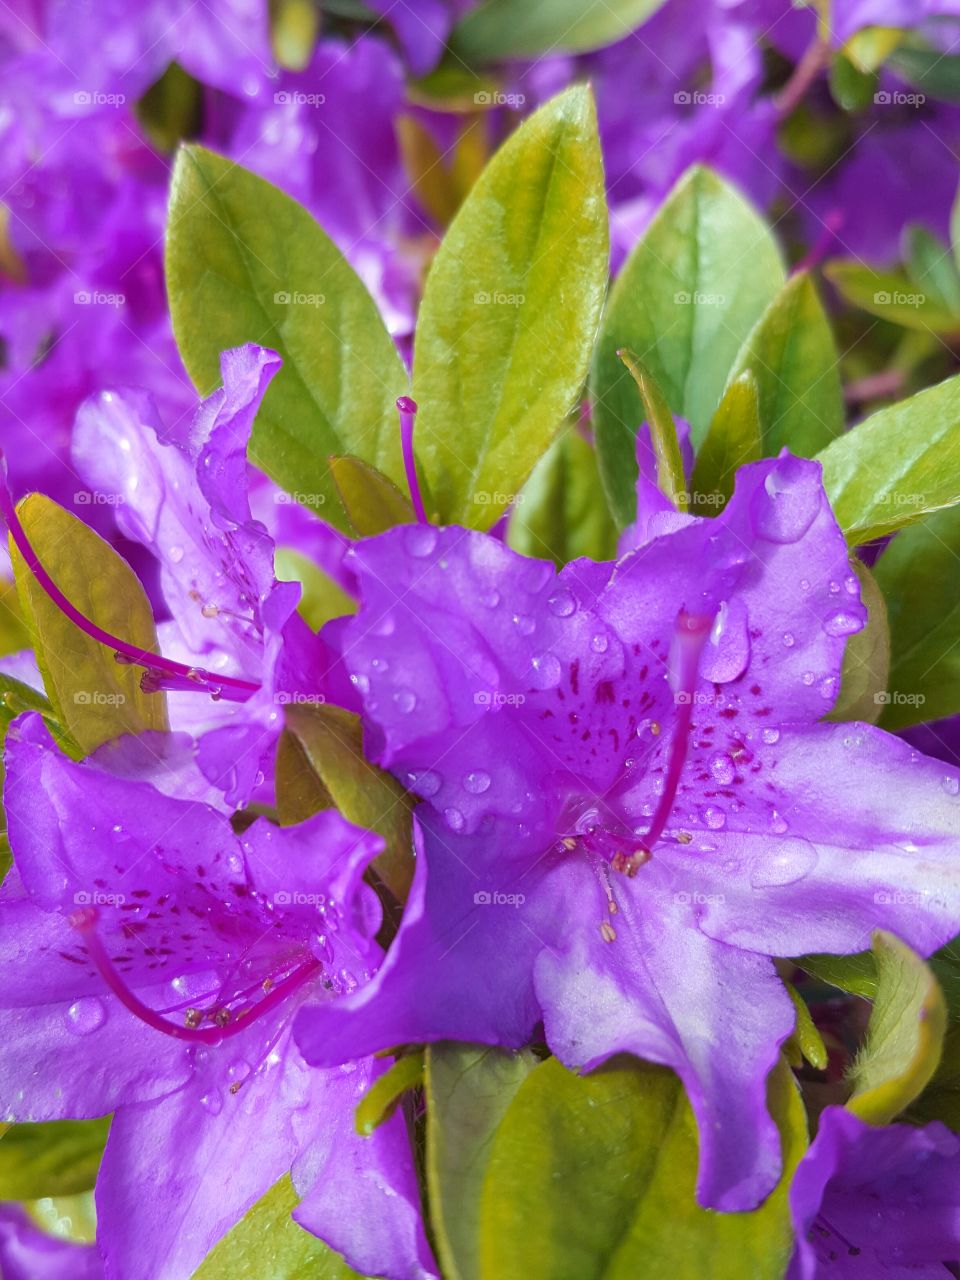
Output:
[[72, 909, 320, 1043], [0, 455, 260, 703], [397, 396, 428, 524]]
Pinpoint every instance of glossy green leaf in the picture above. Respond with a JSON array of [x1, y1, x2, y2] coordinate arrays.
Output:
[[282, 703, 414, 901], [829, 53, 877, 111], [0, 1118, 110, 1198], [479, 1056, 805, 1279], [908, 1023, 960, 1129], [847, 931, 946, 1125], [843, 26, 904, 74], [903, 225, 960, 314], [507, 427, 618, 567], [451, 0, 668, 59], [355, 1051, 424, 1136], [726, 272, 843, 456], [591, 166, 784, 523], [11, 495, 168, 754], [689, 371, 762, 514], [412, 86, 608, 529], [889, 43, 960, 100], [796, 951, 878, 999], [275, 729, 334, 825], [425, 1044, 538, 1280], [166, 145, 409, 532], [329, 455, 416, 536], [194, 1176, 366, 1279], [617, 349, 687, 510], [817, 371, 960, 544], [270, 0, 319, 70], [274, 549, 356, 633], [0, 576, 30, 654], [824, 260, 960, 333], [827, 561, 890, 724], [874, 503, 960, 727]]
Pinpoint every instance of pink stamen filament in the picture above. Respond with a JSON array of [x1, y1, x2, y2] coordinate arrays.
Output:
[[397, 396, 428, 524], [72, 910, 320, 1043], [0, 455, 260, 703]]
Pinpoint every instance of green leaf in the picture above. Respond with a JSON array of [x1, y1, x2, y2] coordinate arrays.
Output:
[[479, 1056, 805, 1279], [507, 428, 618, 567], [275, 729, 334, 825], [827, 560, 890, 724], [842, 26, 904, 74], [412, 86, 608, 529], [874, 503, 960, 727], [193, 1175, 366, 1279], [0, 1118, 110, 1198], [907, 1022, 960, 1129], [281, 703, 414, 901], [889, 43, 960, 101], [784, 983, 829, 1072], [816, 371, 960, 544], [824, 260, 960, 333], [355, 1051, 424, 1137], [847, 931, 947, 1125], [425, 1044, 538, 1280], [451, 0, 668, 60], [829, 53, 878, 111], [689, 371, 762, 514], [725, 272, 844, 456], [796, 951, 878, 999], [270, 0, 320, 70], [617, 350, 687, 511], [329, 455, 416, 536], [166, 145, 409, 532], [903, 225, 960, 314], [11, 494, 168, 754], [0, 576, 31, 654], [274, 549, 356, 633], [591, 166, 784, 524]]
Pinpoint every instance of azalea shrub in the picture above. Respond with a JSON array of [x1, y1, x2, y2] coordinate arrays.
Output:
[[4, 3, 960, 1279]]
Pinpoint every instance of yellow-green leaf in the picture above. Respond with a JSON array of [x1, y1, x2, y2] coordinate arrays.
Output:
[[355, 1052, 424, 1137], [827, 560, 890, 724], [0, 1118, 110, 1199], [329, 455, 416, 536], [689, 370, 762, 514]]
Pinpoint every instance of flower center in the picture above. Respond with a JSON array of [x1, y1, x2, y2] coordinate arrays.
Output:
[[0, 453, 259, 703], [70, 906, 319, 1044]]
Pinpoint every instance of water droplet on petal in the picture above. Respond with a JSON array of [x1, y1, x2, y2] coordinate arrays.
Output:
[[702, 805, 726, 830], [404, 526, 437, 558], [530, 652, 562, 690], [823, 610, 862, 638], [751, 458, 821, 543], [371, 614, 396, 637], [591, 633, 609, 653], [482, 589, 500, 609], [761, 727, 780, 745], [393, 689, 417, 714], [463, 770, 491, 794], [65, 996, 106, 1036], [200, 1088, 223, 1115], [942, 775, 960, 796], [844, 575, 859, 596], [547, 589, 576, 618], [709, 753, 736, 785], [818, 676, 838, 701], [444, 807, 465, 832], [782, 632, 795, 648], [169, 545, 184, 564], [801, 671, 815, 686], [512, 614, 535, 636], [770, 808, 789, 834], [407, 768, 441, 797], [350, 673, 370, 695], [749, 837, 818, 888]]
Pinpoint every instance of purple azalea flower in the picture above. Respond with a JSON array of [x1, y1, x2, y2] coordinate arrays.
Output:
[[295, 453, 960, 1212], [0, 711, 435, 1280], [363, 0, 477, 75], [71, 344, 330, 807], [788, 1106, 960, 1277], [0, 1203, 101, 1280]]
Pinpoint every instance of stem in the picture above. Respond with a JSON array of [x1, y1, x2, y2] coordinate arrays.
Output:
[[397, 396, 429, 524]]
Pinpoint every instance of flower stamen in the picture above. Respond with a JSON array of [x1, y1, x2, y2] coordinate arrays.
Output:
[[397, 396, 429, 525]]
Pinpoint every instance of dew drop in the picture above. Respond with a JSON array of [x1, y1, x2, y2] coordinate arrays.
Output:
[[393, 689, 417, 714], [770, 808, 789, 834], [169, 545, 184, 564], [591, 633, 609, 654], [371, 614, 396, 637], [407, 769, 441, 797], [823, 610, 862, 638], [482, 589, 500, 609], [463, 770, 491, 795], [444, 807, 465, 832], [530, 652, 562, 690], [782, 632, 795, 649], [749, 837, 818, 888], [709, 753, 736, 786], [547, 589, 576, 618], [200, 1088, 223, 1115], [371, 657, 390, 672], [65, 996, 106, 1036], [512, 614, 536, 636], [843, 575, 859, 596], [404, 526, 437, 558], [702, 805, 726, 830], [761, 727, 780, 745], [818, 676, 838, 701], [350, 673, 370, 695], [942, 775, 960, 796], [801, 671, 815, 686]]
